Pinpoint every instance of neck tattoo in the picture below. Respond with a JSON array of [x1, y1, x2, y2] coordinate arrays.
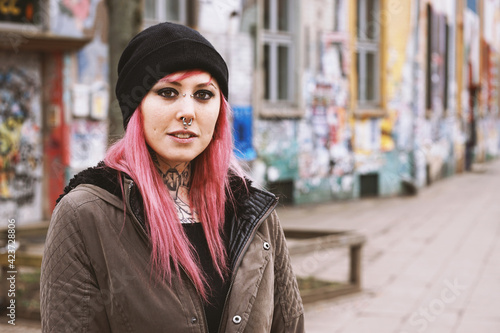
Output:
[[150, 151, 198, 223], [161, 163, 191, 200]]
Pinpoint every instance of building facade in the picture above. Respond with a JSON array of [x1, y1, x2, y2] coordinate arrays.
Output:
[[1, 0, 499, 226], [191, 0, 500, 205], [0, 0, 109, 224]]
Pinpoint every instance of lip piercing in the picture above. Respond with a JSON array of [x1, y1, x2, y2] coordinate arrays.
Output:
[[181, 117, 193, 129]]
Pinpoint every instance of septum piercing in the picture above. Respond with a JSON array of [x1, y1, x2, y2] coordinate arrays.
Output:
[[181, 117, 193, 129]]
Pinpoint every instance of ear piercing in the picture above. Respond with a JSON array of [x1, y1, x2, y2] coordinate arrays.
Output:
[[181, 117, 193, 129]]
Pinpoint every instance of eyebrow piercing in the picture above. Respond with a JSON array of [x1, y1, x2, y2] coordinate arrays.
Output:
[[181, 117, 193, 129]]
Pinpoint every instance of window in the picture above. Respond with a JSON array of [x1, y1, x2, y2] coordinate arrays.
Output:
[[356, 0, 380, 108], [425, 4, 449, 114], [143, 0, 189, 27], [262, 0, 295, 103]]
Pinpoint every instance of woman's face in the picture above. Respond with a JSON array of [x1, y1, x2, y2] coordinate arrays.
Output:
[[141, 71, 221, 169]]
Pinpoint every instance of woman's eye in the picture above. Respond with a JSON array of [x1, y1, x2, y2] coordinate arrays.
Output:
[[193, 90, 214, 101], [157, 88, 178, 98]]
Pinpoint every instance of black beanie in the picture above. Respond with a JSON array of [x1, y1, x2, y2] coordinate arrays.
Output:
[[116, 22, 229, 129]]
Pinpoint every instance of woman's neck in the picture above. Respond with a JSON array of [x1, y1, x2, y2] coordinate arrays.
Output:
[[151, 152, 198, 223], [157, 162, 191, 198]]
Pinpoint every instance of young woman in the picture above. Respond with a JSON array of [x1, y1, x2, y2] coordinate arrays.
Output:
[[40, 22, 304, 333]]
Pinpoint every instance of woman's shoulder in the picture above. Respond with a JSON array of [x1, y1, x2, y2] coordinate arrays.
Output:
[[57, 162, 124, 204], [57, 183, 120, 210], [53, 162, 127, 222]]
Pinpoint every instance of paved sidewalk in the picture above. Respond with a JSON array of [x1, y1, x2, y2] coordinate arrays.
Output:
[[278, 159, 500, 333]]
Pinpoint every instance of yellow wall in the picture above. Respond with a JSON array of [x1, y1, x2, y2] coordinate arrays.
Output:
[[382, 0, 413, 104]]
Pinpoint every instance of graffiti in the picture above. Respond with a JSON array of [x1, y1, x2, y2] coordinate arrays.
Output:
[[0, 0, 36, 23], [0, 2, 52, 54], [297, 29, 353, 183], [298, 82, 353, 180], [254, 119, 298, 182], [0, 54, 42, 225], [0, 62, 42, 209]]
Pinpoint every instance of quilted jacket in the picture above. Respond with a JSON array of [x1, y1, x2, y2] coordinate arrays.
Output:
[[40, 164, 304, 332]]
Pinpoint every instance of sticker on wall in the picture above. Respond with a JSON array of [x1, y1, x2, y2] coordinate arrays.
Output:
[[90, 81, 109, 120], [72, 84, 90, 117]]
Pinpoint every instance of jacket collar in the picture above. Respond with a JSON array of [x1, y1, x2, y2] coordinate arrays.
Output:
[[58, 162, 278, 268]]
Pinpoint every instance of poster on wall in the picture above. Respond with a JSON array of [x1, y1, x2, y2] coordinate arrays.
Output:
[[69, 120, 107, 170], [50, 0, 102, 37], [90, 81, 109, 120], [0, 52, 43, 225]]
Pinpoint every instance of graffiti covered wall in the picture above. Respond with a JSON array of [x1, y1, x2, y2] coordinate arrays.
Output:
[[379, 0, 424, 193], [0, 52, 42, 224], [296, 32, 355, 203]]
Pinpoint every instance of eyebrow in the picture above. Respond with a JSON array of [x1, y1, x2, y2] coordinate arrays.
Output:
[[158, 80, 218, 90]]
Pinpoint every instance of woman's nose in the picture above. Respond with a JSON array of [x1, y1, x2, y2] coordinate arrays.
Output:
[[176, 95, 196, 122]]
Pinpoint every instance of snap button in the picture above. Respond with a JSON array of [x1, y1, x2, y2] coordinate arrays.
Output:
[[232, 315, 242, 324], [263, 242, 270, 250], [191, 317, 197, 324]]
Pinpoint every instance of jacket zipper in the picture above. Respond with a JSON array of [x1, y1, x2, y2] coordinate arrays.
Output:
[[216, 197, 279, 333], [126, 180, 211, 333]]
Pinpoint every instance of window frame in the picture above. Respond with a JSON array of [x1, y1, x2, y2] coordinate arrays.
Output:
[[143, 0, 188, 28], [260, 0, 299, 115], [425, 4, 450, 117], [355, 0, 381, 110]]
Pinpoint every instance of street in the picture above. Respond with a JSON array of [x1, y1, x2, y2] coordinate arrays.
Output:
[[1, 160, 499, 333], [279, 159, 500, 333]]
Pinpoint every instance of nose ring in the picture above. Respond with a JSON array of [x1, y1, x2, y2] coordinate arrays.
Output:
[[181, 117, 193, 129]]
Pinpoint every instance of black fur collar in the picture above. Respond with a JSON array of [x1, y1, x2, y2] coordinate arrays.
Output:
[[56, 161, 123, 204]]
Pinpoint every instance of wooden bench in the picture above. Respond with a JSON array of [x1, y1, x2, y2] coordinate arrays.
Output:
[[284, 229, 366, 303]]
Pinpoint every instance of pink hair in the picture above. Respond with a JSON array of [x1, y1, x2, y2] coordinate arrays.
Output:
[[105, 71, 245, 300]]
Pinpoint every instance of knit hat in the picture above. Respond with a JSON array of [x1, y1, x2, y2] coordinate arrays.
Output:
[[116, 22, 229, 129]]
